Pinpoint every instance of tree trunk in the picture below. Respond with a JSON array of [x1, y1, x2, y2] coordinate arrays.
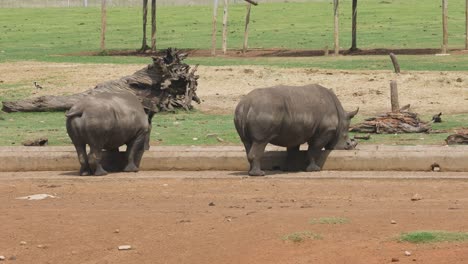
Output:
[[211, 0, 219, 56], [141, 0, 150, 51], [243, 3, 251, 53], [2, 49, 200, 113], [350, 0, 358, 51], [333, 0, 340, 56], [222, 0, 229, 55], [442, 0, 448, 54], [100, 0, 107, 51], [151, 0, 156, 51]]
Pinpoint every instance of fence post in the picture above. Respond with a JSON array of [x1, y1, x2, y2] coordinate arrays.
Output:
[[211, 0, 219, 56]]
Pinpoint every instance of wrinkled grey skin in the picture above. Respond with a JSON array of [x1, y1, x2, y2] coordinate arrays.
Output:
[[66, 92, 153, 176], [234, 84, 358, 176]]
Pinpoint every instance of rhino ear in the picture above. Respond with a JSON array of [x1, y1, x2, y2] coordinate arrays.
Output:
[[347, 107, 359, 119]]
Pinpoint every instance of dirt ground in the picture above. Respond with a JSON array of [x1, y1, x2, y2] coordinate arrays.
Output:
[[0, 171, 468, 264], [1, 61, 467, 115]]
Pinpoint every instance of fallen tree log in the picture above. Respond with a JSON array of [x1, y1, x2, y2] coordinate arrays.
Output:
[[446, 129, 468, 145], [2, 48, 200, 113], [350, 110, 431, 134]]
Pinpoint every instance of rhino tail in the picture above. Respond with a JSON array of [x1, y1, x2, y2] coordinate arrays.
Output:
[[65, 106, 84, 118], [234, 103, 249, 140]]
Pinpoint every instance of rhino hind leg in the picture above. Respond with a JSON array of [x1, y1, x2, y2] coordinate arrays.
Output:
[[74, 143, 91, 176], [88, 146, 108, 176], [124, 133, 146, 172], [247, 141, 268, 176]]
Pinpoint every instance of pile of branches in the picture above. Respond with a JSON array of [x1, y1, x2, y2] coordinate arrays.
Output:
[[446, 129, 468, 145], [350, 106, 431, 134], [2, 48, 200, 113]]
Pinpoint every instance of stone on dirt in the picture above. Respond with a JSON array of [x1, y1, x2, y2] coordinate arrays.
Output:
[[404, 251, 412, 256], [118, 245, 132, 250], [391, 257, 399, 262], [391, 220, 397, 224], [411, 194, 422, 201], [0, 256, 5, 261]]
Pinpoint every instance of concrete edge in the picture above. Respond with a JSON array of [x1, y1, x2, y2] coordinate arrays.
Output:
[[0, 145, 467, 172]]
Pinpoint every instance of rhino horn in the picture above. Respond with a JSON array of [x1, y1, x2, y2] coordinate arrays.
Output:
[[347, 107, 359, 119]]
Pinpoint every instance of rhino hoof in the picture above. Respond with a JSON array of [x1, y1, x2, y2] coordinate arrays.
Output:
[[80, 170, 91, 176], [306, 164, 321, 172], [94, 169, 108, 176], [248, 170, 265, 176], [124, 164, 139, 173]]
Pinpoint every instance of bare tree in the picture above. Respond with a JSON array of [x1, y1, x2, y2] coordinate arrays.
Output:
[[151, 0, 157, 51], [140, 0, 150, 51]]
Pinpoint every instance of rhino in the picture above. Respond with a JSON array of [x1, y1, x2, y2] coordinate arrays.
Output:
[[234, 84, 358, 176], [66, 91, 153, 176]]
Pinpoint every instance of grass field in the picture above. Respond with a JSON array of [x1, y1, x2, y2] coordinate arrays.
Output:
[[0, 111, 466, 146], [2, 1, 468, 70]]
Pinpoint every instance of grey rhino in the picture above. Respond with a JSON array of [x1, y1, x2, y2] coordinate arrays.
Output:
[[234, 84, 358, 176], [66, 91, 153, 176]]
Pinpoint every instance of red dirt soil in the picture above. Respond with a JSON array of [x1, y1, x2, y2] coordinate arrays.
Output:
[[1, 170, 467, 264]]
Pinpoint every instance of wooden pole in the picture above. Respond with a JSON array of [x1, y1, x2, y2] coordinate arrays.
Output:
[[390, 80, 399, 112], [100, 0, 106, 51], [389, 53, 400, 73], [243, 3, 252, 53], [442, 0, 448, 54], [151, 0, 156, 51], [350, 0, 357, 51], [466, 0, 468, 49], [222, 0, 229, 55], [141, 0, 149, 51], [211, 0, 219, 56], [333, 0, 340, 56]]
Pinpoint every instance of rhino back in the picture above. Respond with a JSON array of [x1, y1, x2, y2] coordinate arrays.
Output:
[[67, 92, 148, 148], [235, 84, 344, 147]]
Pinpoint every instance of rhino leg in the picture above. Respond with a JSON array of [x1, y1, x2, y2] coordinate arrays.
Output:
[[74, 143, 90, 176], [247, 141, 268, 176], [124, 133, 146, 172], [306, 130, 335, 172], [286, 145, 303, 171], [89, 146, 108, 176]]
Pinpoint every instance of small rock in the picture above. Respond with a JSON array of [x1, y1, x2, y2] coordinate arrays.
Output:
[[208, 202, 215, 206], [118, 245, 132, 250], [192, 137, 198, 141], [391, 257, 400, 262], [391, 220, 397, 224], [0, 256, 5, 261], [405, 251, 412, 256], [37, 244, 47, 249], [411, 194, 422, 201], [216, 137, 224, 142], [114, 229, 120, 233], [20, 241, 27, 245], [456, 77, 463, 82]]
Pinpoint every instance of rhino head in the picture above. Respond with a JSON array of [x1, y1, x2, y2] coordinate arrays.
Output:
[[335, 108, 359, 150]]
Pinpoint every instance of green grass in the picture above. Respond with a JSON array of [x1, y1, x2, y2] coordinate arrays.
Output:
[[399, 231, 468, 244], [1, 111, 466, 146], [2, 1, 468, 70], [309, 217, 349, 225], [282, 231, 322, 243]]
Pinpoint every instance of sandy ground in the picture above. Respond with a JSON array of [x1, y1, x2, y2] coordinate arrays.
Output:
[[0, 171, 468, 264], [1, 61, 467, 115]]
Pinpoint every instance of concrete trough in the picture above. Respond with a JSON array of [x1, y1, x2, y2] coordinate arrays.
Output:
[[0, 145, 467, 173]]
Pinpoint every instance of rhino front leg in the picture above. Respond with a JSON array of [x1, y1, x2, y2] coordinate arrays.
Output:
[[286, 145, 303, 171], [247, 141, 268, 176], [306, 130, 335, 172]]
